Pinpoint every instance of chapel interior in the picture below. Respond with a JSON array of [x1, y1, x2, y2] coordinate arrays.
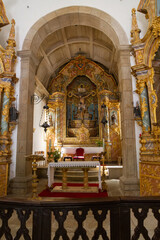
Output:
[[0, 0, 160, 199], [1, 1, 160, 239]]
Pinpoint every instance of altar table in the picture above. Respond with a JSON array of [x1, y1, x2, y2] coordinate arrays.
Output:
[[48, 161, 102, 189]]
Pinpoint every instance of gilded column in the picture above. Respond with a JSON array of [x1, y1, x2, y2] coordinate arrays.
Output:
[[1, 85, 10, 136], [105, 104, 111, 162], [0, 16, 17, 197], [56, 106, 61, 145], [137, 79, 150, 132]]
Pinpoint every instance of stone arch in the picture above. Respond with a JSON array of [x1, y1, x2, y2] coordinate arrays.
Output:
[[13, 6, 139, 196], [23, 6, 128, 52]]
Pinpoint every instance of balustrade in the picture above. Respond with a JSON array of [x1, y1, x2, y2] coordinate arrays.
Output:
[[0, 197, 160, 239]]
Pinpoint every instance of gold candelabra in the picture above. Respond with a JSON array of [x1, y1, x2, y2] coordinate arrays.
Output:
[[26, 154, 45, 200], [101, 152, 108, 191]]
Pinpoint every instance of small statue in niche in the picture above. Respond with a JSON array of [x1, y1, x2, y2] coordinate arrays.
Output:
[[134, 101, 141, 118], [111, 112, 117, 125], [49, 114, 54, 127]]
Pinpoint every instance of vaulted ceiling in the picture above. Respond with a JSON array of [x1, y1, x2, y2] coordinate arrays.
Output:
[[36, 25, 117, 90]]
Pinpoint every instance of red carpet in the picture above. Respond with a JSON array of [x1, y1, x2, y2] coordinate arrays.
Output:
[[39, 182, 108, 198]]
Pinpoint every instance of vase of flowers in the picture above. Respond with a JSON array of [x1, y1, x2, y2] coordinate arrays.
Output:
[[47, 149, 61, 162], [52, 149, 61, 162], [95, 139, 103, 147]]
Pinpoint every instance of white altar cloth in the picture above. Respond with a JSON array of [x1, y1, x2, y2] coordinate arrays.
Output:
[[48, 161, 102, 189]]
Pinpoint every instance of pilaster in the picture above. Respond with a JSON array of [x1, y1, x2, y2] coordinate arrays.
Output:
[[10, 50, 38, 194], [118, 45, 140, 196]]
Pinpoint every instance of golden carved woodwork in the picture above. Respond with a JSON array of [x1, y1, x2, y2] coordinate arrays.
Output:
[[0, 162, 8, 197], [152, 16, 160, 38], [137, 0, 156, 27], [0, 13, 17, 202], [131, 8, 141, 44], [131, 3, 160, 195], [140, 162, 160, 196], [47, 56, 121, 164], [136, 49, 144, 65], [76, 123, 90, 144], [0, 0, 9, 28], [48, 56, 117, 95]]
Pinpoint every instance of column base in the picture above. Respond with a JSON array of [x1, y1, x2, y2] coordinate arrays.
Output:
[[120, 176, 140, 196], [9, 175, 32, 195]]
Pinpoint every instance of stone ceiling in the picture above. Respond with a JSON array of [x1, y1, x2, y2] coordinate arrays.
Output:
[[36, 25, 117, 90]]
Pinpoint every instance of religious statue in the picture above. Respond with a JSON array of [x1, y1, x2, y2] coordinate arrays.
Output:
[[134, 101, 141, 118], [111, 112, 117, 125], [68, 84, 95, 121]]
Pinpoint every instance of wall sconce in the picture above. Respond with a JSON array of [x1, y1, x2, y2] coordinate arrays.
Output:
[[39, 104, 50, 132], [9, 104, 19, 122]]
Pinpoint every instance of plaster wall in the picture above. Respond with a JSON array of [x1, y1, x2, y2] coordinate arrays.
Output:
[[1, 0, 147, 180], [32, 98, 47, 157], [2, 0, 147, 50]]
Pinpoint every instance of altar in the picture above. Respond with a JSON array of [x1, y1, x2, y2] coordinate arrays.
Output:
[[62, 147, 103, 154], [48, 161, 102, 190], [62, 147, 103, 161]]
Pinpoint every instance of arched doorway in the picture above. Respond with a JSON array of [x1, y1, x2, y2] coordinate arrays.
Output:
[[11, 6, 139, 195]]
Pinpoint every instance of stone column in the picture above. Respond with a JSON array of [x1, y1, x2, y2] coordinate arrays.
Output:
[[118, 45, 139, 196], [10, 50, 37, 194]]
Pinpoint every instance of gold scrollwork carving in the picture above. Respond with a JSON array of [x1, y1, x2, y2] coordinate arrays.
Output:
[[141, 97, 148, 119], [136, 49, 144, 64], [150, 91, 157, 122], [140, 176, 153, 196], [76, 123, 90, 144], [152, 17, 160, 38], [140, 162, 160, 196], [2, 104, 9, 122]]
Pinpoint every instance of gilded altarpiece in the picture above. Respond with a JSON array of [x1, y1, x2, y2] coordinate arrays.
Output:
[[131, 0, 160, 195], [0, 1, 17, 197], [47, 56, 121, 163]]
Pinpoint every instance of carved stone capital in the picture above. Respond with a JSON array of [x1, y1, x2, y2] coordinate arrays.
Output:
[[17, 50, 39, 66]]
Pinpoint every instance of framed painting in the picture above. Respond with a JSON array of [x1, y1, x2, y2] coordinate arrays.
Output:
[[157, 0, 160, 16]]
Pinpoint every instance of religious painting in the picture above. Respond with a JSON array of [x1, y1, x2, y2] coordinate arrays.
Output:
[[157, 0, 160, 16], [66, 75, 99, 137]]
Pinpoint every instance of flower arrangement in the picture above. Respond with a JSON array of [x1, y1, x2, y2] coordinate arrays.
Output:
[[95, 139, 103, 147], [52, 149, 61, 162], [47, 149, 61, 162]]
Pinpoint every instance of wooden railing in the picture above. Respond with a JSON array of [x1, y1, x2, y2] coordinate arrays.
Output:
[[0, 197, 160, 240]]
